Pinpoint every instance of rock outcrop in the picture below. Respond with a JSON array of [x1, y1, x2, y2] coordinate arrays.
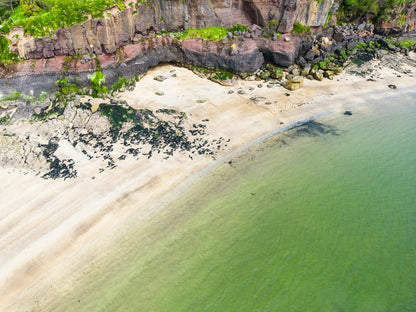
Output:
[[7, 0, 334, 60], [1, 34, 310, 95]]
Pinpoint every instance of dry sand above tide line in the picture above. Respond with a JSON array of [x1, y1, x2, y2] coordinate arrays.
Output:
[[1, 55, 416, 311]]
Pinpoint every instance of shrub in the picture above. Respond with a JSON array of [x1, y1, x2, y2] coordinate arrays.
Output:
[[229, 24, 249, 33], [0, 34, 19, 67], [395, 39, 416, 48], [212, 71, 233, 80], [90, 70, 108, 97], [291, 21, 312, 34]]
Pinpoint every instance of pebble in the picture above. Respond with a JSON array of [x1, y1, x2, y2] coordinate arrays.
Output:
[[153, 75, 167, 82]]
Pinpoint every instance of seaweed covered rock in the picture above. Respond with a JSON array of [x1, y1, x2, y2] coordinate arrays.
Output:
[[283, 75, 304, 90]]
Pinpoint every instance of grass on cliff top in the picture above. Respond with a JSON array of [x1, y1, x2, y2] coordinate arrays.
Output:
[[0, 0, 126, 37]]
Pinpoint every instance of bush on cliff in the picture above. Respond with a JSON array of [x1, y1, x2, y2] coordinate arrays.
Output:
[[0, 34, 18, 67], [291, 21, 312, 34], [90, 70, 108, 97]]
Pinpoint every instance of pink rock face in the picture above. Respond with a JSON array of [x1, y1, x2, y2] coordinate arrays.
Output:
[[14, 56, 91, 75], [266, 38, 297, 55], [10, 0, 335, 62], [181, 38, 222, 54], [6, 33, 302, 78]]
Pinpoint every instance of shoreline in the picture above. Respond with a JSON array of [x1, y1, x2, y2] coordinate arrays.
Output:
[[1, 58, 416, 311], [140, 82, 416, 223]]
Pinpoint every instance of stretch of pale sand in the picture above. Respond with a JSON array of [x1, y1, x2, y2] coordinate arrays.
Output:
[[1, 59, 415, 311]]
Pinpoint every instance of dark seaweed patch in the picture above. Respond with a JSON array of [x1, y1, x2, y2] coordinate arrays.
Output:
[[288, 121, 339, 138], [39, 137, 77, 180], [24, 100, 229, 180], [42, 158, 77, 180], [352, 51, 374, 67], [40, 138, 59, 159]]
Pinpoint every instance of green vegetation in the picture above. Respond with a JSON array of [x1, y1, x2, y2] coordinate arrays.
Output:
[[32, 72, 139, 122], [324, 10, 332, 28], [0, 113, 11, 124], [183, 64, 236, 82], [337, 0, 414, 23], [263, 63, 284, 80], [395, 39, 416, 48], [268, 19, 279, 29], [32, 104, 62, 120], [0, 34, 19, 67], [228, 23, 249, 33], [178, 24, 249, 42], [211, 70, 233, 81], [98, 103, 136, 138], [180, 26, 227, 42], [0, 0, 19, 21], [0, 90, 20, 101], [291, 21, 312, 34], [90, 70, 108, 97], [0, 0, 125, 37]]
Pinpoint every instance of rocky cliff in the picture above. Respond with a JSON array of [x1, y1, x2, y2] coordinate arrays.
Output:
[[1, 0, 416, 96], [7, 0, 335, 60]]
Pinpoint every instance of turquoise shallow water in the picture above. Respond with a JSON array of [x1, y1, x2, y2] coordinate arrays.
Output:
[[59, 94, 416, 312]]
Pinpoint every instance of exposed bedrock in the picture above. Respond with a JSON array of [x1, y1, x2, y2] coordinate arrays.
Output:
[[181, 38, 264, 74], [257, 34, 312, 67], [2, 34, 312, 95], [8, 0, 334, 60]]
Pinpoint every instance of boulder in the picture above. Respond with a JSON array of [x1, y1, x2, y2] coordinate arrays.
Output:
[[283, 76, 304, 91], [257, 35, 312, 67], [153, 75, 167, 82], [313, 70, 324, 81], [301, 64, 311, 76], [323, 70, 334, 78]]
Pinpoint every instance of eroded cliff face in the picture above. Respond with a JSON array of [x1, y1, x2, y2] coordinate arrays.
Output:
[[7, 0, 335, 60]]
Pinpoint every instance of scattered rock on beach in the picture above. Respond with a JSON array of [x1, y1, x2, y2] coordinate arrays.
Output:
[[283, 76, 304, 91], [313, 70, 324, 81], [388, 84, 397, 89], [344, 111, 353, 116], [155, 91, 165, 96], [153, 75, 167, 82]]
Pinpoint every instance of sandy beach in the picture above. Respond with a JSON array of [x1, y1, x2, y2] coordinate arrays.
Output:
[[1, 54, 416, 311]]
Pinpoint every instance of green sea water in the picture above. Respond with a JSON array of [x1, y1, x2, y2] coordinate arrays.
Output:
[[54, 95, 416, 312]]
